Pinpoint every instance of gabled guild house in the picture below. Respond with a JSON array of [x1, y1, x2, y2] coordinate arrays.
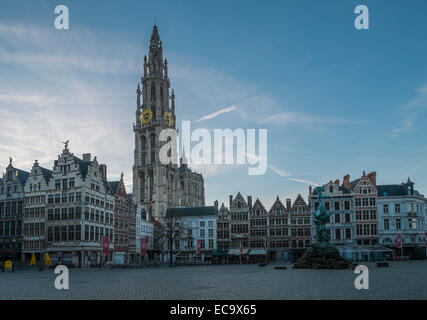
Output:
[[22, 160, 52, 264], [107, 175, 136, 265], [267, 196, 290, 263], [289, 194, 311, 260], [248, 198, 268, 263], [310, 181, 355, 248], [44, 144, 115, 267], [0, 159, 28, 266], [229, 193, 250, 261]]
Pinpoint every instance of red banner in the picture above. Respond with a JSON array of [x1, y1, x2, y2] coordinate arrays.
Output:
[[425, 233, 427, 246], [197, 239, 201, 254], [396, 234, 402, 249], [240, 240, 243, 253], [140, 238, 147, 256], [102, 236, 110, 255]]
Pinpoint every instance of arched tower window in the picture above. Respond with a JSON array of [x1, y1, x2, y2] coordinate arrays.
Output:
[[140, 172, 145, 201], [141, 135, 146, 166], [150, 133, 156, 164], [151, 82, 156, 102], [141, 135, 146, 150]]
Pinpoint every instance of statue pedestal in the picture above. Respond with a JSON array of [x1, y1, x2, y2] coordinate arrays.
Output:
[[293, 243, 350, 269]]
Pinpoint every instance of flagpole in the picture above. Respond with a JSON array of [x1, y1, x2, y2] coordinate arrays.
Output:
[[240, 240, 242, 265]]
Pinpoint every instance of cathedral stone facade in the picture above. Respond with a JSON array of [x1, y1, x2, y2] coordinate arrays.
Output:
[[132, 25, 205, 221]]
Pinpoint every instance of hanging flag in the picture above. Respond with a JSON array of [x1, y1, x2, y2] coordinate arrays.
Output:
[[263, 239, 267, 251], [102, 236, 110, 255], [30, 253, 36, 266], [197, 239, 201, 254], [141, 238, 147, 256], [396, 234, 402, 249], [425, 232, 427, 246], [240, 240, 243, 254]]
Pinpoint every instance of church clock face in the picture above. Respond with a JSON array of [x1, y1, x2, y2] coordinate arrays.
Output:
[[140, 108, 153, 124], [163, 111, 174, 127]]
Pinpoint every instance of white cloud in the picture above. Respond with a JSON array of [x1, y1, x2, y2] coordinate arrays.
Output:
[[393, 83, 427, 135], [289, 178, 319, 186], [393, 117, 415, 134], [196, 105, 238, 122], [268, 165, 291, 177]]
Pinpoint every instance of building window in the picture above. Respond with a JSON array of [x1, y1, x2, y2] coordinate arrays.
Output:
[[345, 228, 351, 239], [334, 202, 340, 211], [384, 219, 389, 230], [383, 205, 389, 214], [345, 213, 350, 223], [396, 219, 401, 230], [209, 239, 214, 249], [344, 201, 350, 210], [335, 214, 340, 223], [335, 229, 341, 240], [395, 204, 400, 213]]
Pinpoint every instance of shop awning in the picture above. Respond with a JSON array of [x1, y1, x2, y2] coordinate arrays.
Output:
[[228, 249, 249, 255], [211, 250, 229, 256], [248, 249, 267, 255]]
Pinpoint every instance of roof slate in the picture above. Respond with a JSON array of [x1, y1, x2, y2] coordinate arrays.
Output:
[[166, 206, 216, 217]]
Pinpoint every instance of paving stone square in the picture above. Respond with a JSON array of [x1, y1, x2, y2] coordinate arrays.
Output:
[[0, 261, 426, 300]]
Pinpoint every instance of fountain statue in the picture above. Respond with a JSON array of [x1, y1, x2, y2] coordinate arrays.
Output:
[[293, 187, 350, 269]]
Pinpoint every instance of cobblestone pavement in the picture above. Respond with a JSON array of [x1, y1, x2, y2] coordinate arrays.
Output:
[[0, 261, 426, 299]]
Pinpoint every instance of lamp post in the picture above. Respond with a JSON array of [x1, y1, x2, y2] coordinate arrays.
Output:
[[10, 237, 16, 272], [39, 238, 45, 271]]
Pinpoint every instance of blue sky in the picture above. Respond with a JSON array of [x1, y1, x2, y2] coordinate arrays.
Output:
[[0, 0, 427, 209]]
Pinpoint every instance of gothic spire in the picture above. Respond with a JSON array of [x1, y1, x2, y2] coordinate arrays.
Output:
[[148, 25, 163, 77]]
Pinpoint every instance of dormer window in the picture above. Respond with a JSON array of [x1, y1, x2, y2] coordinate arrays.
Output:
[[329, 186, 333, 193]]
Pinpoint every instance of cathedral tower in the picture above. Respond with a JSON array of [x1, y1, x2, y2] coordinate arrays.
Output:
[[132, 25, 205, 221]]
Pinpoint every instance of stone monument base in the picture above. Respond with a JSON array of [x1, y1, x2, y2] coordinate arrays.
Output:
[[293, 243, 350, 269]]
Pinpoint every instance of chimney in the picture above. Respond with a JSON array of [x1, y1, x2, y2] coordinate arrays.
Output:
[[286, 199, 292, 210], [99, 164, 107, 181], [229, 195, 233, 208], [247, 196, 252, 209], [309, 186, 312, 198], [214, 200, 218, 211], [83, 153, 91, 161], [367, 171, 377, 187], [343, 174, 350, 190]]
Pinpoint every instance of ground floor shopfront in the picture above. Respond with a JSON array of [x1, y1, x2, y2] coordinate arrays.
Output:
[[45, 246, 105, 267], [384, 245, 426, 260]]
